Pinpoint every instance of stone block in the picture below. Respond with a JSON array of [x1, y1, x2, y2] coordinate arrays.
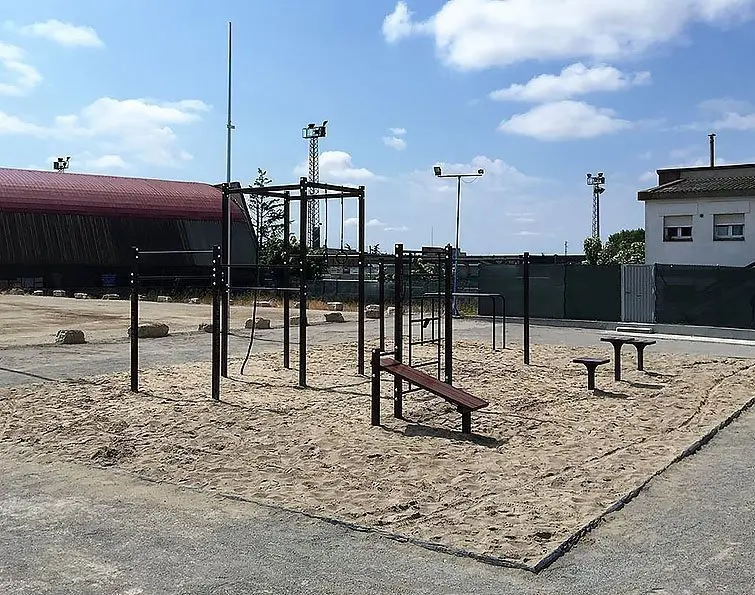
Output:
[[387, 306, 396, 317], [290, 316, 308, 327], [198, 323, 214, 333], [257, 300, 273, 308], [128, 322, 169, 339], [245, 317, 271, 330], [55, 329, 86, 345], [187, 297, 200, 304], [327, 302, 344, 311], [52, 290, 66, 298], [156, 295, 171, 303], [73, 292, 89, 300], [324, 312, 345, 323], [33, 290, 44, 296], [365, 304, 381, 319], [102, 294, 120, 300], [7, 288, 25, 295]]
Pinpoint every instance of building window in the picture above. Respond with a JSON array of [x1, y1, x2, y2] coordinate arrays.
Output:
[[663, 215, 693, 242], [713, 213, 745, 241]]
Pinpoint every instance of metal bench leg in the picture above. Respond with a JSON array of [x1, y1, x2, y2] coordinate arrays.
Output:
[[613, 344, 622, 381], [371, 349, 381, 426], [587, 365, 597, 390], [636, 345, 646, 371], [461, 409, 472, 434]]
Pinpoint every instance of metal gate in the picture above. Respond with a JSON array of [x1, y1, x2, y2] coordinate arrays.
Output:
[[621, 264, 655, 323]]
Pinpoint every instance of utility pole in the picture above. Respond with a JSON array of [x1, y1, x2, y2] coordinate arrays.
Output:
[[586, 172, 606, 239], [302, 121, 327, 248], [564, 240, 568, 256]]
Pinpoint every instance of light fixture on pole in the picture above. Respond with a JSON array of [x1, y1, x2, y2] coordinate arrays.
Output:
[[586, 171, 606, 239], [433, 164, 484, 317], [302, 120, 328, 248], [53, 156, 71, 173]]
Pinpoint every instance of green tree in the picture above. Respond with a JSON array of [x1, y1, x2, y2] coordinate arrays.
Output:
[[583, 229, 645, 265], [248, 168, 284, 262]]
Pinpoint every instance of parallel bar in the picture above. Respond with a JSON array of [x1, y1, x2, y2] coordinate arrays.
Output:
[[378, 262, 385, 352], [523, 251, 531, 365], [283, 192, 291, 369], [138, 249, 214, 256], [298, 177, 308, 387], [357, 187, 366, 375], [393, 243, 404, 419], [444, 244, 453, 385], [130, 246, 139, 393], [308, 181, 364, 195], [412, 359, 441, 369]]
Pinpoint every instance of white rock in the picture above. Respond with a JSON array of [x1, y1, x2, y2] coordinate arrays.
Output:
[[33, 290, 44, 296], [198, 323, 214, 333], [245, 317, 271, 330], [290, 316, 308, 327], [102, 293, 120, 300], [128, 322, 169, 339], [327, 302, 344, 311], [156, 295, 171, 303], [55, 329, 86, 345], [324, 312, 345, 323], [73, 292, 89, 300], [52, 290, 66, 298], [187, 297, 200, 304], [256, 300, 273, 308], [365, 304, 381, 319]]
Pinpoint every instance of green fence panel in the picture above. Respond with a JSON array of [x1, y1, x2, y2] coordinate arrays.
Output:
[[564, 265, 621, 321]]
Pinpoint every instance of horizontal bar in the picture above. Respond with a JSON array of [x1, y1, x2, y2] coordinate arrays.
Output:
[[410, 317, 440, 324], [230, 286, 300, 293], [224, 183, 300, 195], [308, 181, 363, 194], [410, 360, 440, 369], [410, 339, 443, 346], [138, 275, 212, 281], [424, 292, 504, 299], [137, 249, 214, 256]]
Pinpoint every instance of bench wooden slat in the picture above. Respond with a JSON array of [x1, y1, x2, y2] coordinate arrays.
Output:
[[379, 357, 488, 411]]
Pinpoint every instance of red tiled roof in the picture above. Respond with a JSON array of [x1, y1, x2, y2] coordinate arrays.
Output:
[[0, 167, 246, 221]]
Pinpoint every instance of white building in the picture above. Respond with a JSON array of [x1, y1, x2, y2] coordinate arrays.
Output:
[[639, 163, 755, 266]]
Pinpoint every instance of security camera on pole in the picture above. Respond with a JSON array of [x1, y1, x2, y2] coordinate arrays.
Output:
[[586, 172, 606, 239], [433, 165, 485, 317]]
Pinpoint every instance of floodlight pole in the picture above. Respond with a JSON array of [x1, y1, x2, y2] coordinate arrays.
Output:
[[434, 166, 484, 317], [221, 21, 235, 378], [587, 172, 606, 240]]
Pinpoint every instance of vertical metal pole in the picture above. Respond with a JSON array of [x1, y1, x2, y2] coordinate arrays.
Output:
[[444, 244, 453, 385], [211, 244, 221, 400], [371, 348, 381, 426], [357, 186, 366, 375], [298, 178, 308, 387], [393, 243, 404, 419], [222, 21, 234, 379], [492, 297, 496, 351], [130, 246, 139, 393], [378, 261, 385, 352], [283, 192, 291, 369], [523, 252, 530, 366], [452, 176, 461, 316]]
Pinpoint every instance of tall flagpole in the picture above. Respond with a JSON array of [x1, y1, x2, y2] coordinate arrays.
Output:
[[221, 21, 234, 377]]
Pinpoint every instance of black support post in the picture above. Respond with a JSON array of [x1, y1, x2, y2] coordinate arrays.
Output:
[[371, 348, 381, 426], [130, 246, 139, 393], [523, 251, 530, 366], [357, 186, 366, 376], [393, 243, 404, 419], [211, 244, 222, 401], [444, 244, 453, 385], [298, 178, 308, 388], [221, 187, 230, 378], [283, 191, 291, 369]]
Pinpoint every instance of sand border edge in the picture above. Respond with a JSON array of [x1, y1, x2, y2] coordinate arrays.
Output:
[[532, 393, 755, 573]]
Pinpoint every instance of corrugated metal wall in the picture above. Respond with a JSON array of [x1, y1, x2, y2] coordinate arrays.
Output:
[[621, 264, 655, 323]]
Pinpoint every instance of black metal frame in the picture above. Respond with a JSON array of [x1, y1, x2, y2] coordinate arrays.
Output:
[[220, 177, 367, 386], [424, 292, 506, 350], [130, 245, 223, 400]]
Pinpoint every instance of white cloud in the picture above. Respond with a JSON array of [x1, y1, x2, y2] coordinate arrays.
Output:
[[384, 225, 410, 232], [295, 150, 376, 181], [0, 97, 210, 167], [639, 171, 656, 183], [82, 154, 129, 171], [344, 218, 385, 228], [383, 135, 407, 150], [13, 19, 104, 48], [382, 0, 752, 70], [681, 98, 755, 131], [389, 127, 407, 136], [498, 100, 633, 141], [489, 63, 650, 103], [0, 42, 42, 96]]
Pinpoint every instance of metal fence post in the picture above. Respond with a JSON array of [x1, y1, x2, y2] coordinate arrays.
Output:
[[211, 244, 222, 400], [393, 243, 404, 419], [130, 246, 139, 393]]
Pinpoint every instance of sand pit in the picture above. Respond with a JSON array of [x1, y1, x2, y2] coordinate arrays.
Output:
[[1, 341, 753, 567]]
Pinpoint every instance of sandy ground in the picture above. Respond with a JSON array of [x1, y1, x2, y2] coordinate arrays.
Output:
[[0, 295, 353, 347], [1, 339, 752, 565]]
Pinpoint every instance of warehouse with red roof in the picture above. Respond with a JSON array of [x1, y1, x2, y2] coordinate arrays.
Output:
[[0, 167, 257, 291]]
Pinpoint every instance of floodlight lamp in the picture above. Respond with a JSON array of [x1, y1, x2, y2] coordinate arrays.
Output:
[[434, 166, 442, 176], [477, 168, 484, 175], [586, 172, 592, 179], [597, 172, 604, 178]]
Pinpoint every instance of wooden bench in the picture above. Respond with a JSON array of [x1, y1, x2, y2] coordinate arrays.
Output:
[[572, 357, 610, 390], [600, 336, 657, 380], [371, 354, 489, 434]]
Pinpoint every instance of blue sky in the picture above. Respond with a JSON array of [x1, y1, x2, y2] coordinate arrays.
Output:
[[1, 0, 755, 255]]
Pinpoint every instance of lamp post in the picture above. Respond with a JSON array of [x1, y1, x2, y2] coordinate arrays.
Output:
[[586, 172, 606, 239], [433, 165, 484, 316]]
